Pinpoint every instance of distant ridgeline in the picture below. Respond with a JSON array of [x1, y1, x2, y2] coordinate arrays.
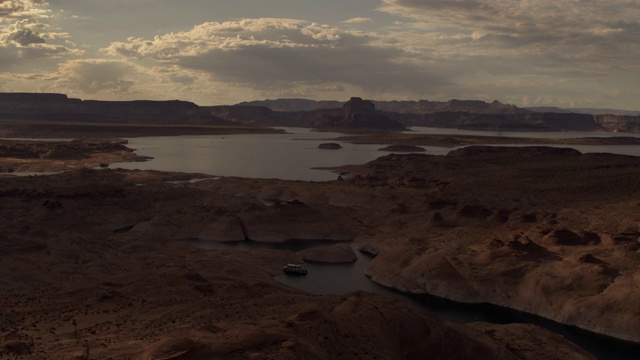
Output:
[[0, 93, 229, 125], [211, 97, 640, 133], [206, 97, 406, 131], [2, 93, 639, 132]]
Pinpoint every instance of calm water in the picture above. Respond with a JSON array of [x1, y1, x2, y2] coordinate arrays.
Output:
[[112, 127, 640, 181], [112, 128, 449, 181], [190, 240, 639, 360]]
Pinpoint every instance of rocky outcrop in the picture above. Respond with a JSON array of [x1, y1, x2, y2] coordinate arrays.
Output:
[[594, 114, 640, 133], [239, 202, 363, 242], [132, 211, 247, 242], [337, 97, 406, 130], [308, 98, 406, 130], [0, 138, 148, 172], [344, 149, 640, 343], [318, 143, 342, 149], [298, 243, 358, 263]]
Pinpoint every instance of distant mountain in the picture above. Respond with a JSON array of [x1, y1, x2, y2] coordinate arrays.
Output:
[[213, 96, 640, 133], [374, 99, 530, 115], [526, 105, 640, 116], [209, 97, 405, 131], [0, 92, 229, 125], [238, 98, 530, 115], [525, 106, 574, 114], [3, 93, 639, 134], [236, 98, 343, 112], [569, 108, 640, 116]]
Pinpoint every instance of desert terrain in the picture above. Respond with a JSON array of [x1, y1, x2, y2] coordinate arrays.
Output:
[[0, 160, 600, 359], [1, 96, 639, 358]]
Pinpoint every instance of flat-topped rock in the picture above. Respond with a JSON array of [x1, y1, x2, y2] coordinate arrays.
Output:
[[318, 143, 342, 149], [378, 144, 426, 152]]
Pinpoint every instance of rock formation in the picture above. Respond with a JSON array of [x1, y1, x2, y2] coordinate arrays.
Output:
[[0, 166, 600, 359], [0, 138, 148, 172], [233, 97, 640, 133], [594, 114, 640, 133], [318, 143, 343, 149], [299, 97, 405, 130], [378, 144, 426, 152], [0, 92, 229, 125], [298, 243, 358, 263], [4, 93, 640, 133], [335, 148, 640, 343]]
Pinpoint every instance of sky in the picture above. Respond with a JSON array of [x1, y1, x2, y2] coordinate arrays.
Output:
[[0, 0, 639, 110]]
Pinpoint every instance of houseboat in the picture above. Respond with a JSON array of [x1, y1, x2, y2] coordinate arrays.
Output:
[[282, 263, 308, 275]]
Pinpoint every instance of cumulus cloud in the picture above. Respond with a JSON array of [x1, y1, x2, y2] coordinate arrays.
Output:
[[0, 1, 81, 70], [9, 29, 45, 45], [379, 0, 640, 61], [103, 18, 446, 97], [342, 17, 374, 24], [0, 0, 49, 19], [53, 59, 138, 94], [367, 0, 640, 108]]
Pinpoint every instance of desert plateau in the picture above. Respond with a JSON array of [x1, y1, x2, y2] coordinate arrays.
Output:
[[1, 93, 640, 360]]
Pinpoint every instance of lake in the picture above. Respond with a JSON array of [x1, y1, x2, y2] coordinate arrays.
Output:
[[112, 127, 640, 181]]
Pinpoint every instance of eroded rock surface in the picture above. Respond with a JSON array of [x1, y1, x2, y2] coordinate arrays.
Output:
[[335, 148, 640, 342], [298, 243, 358, 263], [0, 168, 595, 359]]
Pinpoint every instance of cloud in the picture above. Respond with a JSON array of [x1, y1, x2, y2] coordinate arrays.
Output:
[[0, 1, 82, 70], [54, 59, 137, 94], [378, 0, 640, 60], [365, 0, 640, 107], [342, 17, 374, 24], [0, 0, 50, 19], [9, 29, 45, 45], [103, 18, 446, 97]]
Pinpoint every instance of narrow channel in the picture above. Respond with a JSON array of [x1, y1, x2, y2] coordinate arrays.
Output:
[[189, 240, 640, 360]]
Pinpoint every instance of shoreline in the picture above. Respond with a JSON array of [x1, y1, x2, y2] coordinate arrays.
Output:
[[328, 132, 640, 148], [0, 119, 284, 139], [2, 133, 640, 358]]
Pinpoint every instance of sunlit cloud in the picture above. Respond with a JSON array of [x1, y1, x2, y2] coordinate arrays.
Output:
[[342, 17, 374, 24], [0, 1, 637, 109], [104, 18, 447, 98]]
